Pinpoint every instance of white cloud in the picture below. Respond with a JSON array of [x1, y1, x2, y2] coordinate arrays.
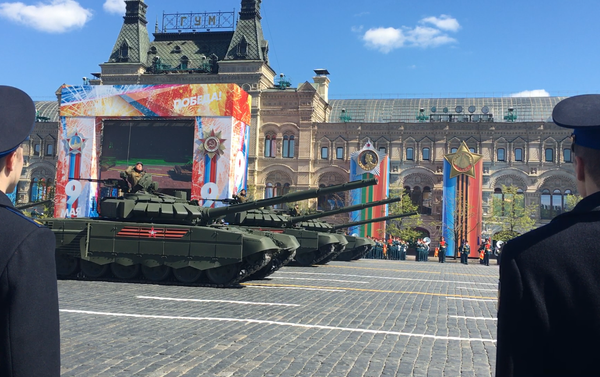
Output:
[[510, 89, 550, 97], [363, 27, 405, 53], [420, 15, 460, 32], [103, 0, 124, 14], [361, 15, 459, 53], [0, 0, 92, 33]]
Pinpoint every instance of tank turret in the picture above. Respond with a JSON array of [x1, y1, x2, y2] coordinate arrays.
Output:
[[100, 177, 377, 225], [288, 196, 403, 224], [330, 212, 418, 231]]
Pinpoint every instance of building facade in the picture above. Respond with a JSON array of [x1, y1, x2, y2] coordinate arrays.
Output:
[[24, 0, 576, 240]]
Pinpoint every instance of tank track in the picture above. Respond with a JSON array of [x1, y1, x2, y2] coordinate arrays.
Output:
[[291, 244, 336, 266], [59, 251, 272, 288], [246, 248, 296, 280], [316, 244, 347, 265]]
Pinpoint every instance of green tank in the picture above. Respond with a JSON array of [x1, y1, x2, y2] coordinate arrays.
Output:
[[288, 196, 405, 264], [330, 212, 418, 261], [221, 179, 379, 267], [44, 175, 310, 287]]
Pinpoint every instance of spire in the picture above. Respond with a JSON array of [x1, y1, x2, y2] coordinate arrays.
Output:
[[107, 0, 151, 64], [239, 0, 261, 20], [225, 0, 268, 62]]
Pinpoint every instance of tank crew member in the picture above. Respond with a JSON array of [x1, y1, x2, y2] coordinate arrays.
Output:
[[121, 161, 145, 188], [289, 204, 300, 216], [233, 188, 247, 204], [497, 94, 600, 376], [0, 86, 60, 377]]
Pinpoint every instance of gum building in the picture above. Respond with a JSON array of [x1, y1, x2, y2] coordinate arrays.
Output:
[[30, 0, 575, 239]]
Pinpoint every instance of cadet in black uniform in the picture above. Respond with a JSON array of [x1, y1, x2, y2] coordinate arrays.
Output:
[[496, 94, 600, 376], [0, 86, 60, 377]]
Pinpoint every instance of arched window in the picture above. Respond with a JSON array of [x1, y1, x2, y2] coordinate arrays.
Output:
[[180, 56, 189, 70], [545, 148, 554, 162], [422, 147, 430, 161], [421, 187, 432, 214], [563, 189, 574, 211], [30, 178, 39, 202], [411, 186, 422, 208], [552, 189, 563, 215], [273, 183, 283, 208], [119, 42, 129, 61], [264, 182, 274, 199], [406, 147, 414, 160], [321, 147, 328, 159], [46, 143, 54, 156], [540, 189, 552, 219], [336, 146, 344, 159], [317, 184, 327, 210], [515, 148, 523, 161], [264, 134, 276, 157], [563, 148, 572, 163], [497, 148, 505, 161], [282, 135, 295, 158]]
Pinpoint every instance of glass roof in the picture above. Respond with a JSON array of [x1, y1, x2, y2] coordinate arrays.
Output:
[[328, 97, 567, 123]]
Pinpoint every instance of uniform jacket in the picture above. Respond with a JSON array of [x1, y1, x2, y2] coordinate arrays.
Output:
[[0, 192, 60, 376], [125, 165, 144, 187], [496, 191, 600, 377]]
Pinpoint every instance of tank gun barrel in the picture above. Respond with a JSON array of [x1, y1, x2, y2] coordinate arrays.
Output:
[[331, 212, 418, 231], [203, 178, 378, 220], [289, 196, 403, 223]]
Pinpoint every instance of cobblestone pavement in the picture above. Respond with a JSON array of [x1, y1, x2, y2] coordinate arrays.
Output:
[[58, 259, 499, 377]]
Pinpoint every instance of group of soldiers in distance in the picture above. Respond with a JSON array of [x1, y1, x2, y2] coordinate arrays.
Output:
[[364, 235, 499, 265]]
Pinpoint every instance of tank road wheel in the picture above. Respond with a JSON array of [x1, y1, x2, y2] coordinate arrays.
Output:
[[294, 251, 316, 266], [110, 263, 140, 280], [206, 263, 242, 286], [80, 260, 109, 278], [141, 265, 171, 282], [55, 254, 79, 277], [173, 267, 203, 284]]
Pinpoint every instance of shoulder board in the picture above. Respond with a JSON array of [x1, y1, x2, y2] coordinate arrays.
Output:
[[3, 206, 44, 228]]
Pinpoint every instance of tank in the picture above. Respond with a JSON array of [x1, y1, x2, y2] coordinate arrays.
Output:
[[330, 212, 418, 261], [45, 176, 375, 286], [221, 179, 380, 267], [287, 197, 407, 264]]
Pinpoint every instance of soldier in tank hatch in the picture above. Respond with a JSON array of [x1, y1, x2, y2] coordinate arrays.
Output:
[[0, 86, 60, 377], [121, 161, 158, 193], [497, 94, 600, 376]]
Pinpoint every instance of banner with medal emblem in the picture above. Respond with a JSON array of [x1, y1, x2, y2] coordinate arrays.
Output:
[[54, 84, 251, 217], [442, 141, 483, 257], [348, 139, 389, 237]]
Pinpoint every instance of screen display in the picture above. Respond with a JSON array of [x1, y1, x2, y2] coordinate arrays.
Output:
[[100, 119, 194, 193]]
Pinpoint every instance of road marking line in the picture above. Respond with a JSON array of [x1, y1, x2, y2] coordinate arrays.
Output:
[[60, 309, 496, 343], [269, 276, 369, 284], [136, 296, 300, 307], [242, 282, 496, 299], [446, 297, 496, 302], [450, 315, 497, 321], [244, 285, 345, 292], [456, 287, 497, 291], [321, 264, 496, 278], [276, 271, 497, 286]]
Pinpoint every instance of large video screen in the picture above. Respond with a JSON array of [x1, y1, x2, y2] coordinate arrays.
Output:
[[100, 119, 195, 193]]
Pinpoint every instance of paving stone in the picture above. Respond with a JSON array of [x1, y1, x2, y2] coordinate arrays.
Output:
[[58, 259, 498, 376]]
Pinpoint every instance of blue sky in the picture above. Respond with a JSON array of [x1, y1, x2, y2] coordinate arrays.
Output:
[[1, 0, 600, 101]]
